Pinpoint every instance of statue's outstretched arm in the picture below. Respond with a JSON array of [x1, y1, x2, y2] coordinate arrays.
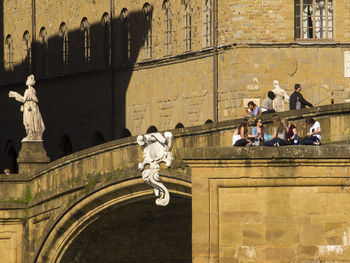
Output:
[[284, 91, 290, 102], [8, 91, 24, 103]]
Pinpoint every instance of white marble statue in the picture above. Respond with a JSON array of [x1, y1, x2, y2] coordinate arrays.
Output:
[[137, 131, 173, 206], [9, 74, 45, 142], [272, 80, 290, 112]]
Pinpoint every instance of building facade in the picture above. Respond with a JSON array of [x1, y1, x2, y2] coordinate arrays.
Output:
[[1, 0, 350, 169]]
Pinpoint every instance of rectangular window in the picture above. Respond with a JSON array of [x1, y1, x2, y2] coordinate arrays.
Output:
[[183, 4, 192, 52], [164, 10, 172, 56], [7, 45, 14, 72], [144, 25, 152, 59], [122, 20, 131, 64], [295, 0, 333, 40], [104, 23, 111, 66], [344, 51, 350, 77], [63, 35, 69, 72], [83, 29, 91, 66], [203, 0, 212, 48], [41, 42, 48, 76]]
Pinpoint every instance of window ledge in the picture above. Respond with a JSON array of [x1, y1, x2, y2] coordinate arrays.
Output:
[[202, 46, 213, 51], [182, 50, 192, 54], [294, 38, 336, 45]]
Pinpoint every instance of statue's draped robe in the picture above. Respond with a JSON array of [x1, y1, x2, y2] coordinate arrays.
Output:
[[12, 87, 45, 140], [272, 86, 290, 112]]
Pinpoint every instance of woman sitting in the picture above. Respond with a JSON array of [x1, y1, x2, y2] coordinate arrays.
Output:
[[251, 118, 266, 145], [232, 120, 253, 146], [283, 119, 298, 145], [264, 117, 287, 146], [247, 101, 262, 117], [301, 118, 321, 145]]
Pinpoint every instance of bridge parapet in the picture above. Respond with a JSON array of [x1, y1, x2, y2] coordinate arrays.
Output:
[[0, 103, 349, 262], [182, 145, 350, 262]]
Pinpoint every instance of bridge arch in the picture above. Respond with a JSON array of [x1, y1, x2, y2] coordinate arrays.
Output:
[[34, 175, 191, 263]]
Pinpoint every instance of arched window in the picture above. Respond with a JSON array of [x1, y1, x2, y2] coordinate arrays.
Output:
[[205, 119, 213, 124], [58, 134, 73, 158], [183, 2, 192, 51], [203, 0, 212, 48], [4, 140, 18, 174], [5, 35, 14, 72], [39, 27, 48, 76], [81, 18, 91, 66], [91, 131, 105, 146], [142, 3, 152, 59], [59, 23, 69, 73], [175, 122, 185, 129], [101, 13, 111, 66], [120, 128, 132, 138], [146, 125, 158, 133], [163, 0, 172, 56], [121, 8, 131, 64], [22, 31, 32, 74]]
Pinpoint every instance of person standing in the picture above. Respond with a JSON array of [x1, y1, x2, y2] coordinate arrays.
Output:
[[261, 91, 276, 114], [289, 84, 313, 110]]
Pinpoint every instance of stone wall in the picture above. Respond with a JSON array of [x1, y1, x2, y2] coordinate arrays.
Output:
[[217, 46, 350, 119], [186, 146, 350, 263]]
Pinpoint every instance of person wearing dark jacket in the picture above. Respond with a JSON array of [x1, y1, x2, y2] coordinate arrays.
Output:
[[289, 84, 313, 110]]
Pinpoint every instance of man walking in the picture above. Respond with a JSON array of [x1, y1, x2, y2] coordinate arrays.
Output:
[[289, 84, 313, 110]]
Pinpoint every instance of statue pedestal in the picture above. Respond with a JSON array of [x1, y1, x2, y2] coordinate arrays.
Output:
[[17, 141, 50, 175]]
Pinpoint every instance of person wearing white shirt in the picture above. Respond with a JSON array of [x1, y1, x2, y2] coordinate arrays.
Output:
[[301, 118, 321, 145]]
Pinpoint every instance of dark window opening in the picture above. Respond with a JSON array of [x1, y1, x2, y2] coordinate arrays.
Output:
[[146, 125, 158, 133], [175, 122, 185, 129]]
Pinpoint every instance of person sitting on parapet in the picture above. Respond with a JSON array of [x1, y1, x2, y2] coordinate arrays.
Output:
[[247, 101, 262, 117], [261, 91, 276, 115], [232, 119, 254, 147], [282, 118, 298, 145], [301, 118, 321, 145], [264, 117, 287, 147], [251, 118, 266, 145], [289, 84, 313, 110]]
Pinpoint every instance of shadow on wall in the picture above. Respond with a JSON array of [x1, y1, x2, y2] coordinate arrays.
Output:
[[0, 7, 153, 84], [58, 135, 73, 158], [0, 1, 3, 73], [91, 131, 105, 146], [0, 6, 153, 166]]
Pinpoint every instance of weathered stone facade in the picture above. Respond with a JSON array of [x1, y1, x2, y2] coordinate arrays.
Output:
[[1, 0, 350, 168]]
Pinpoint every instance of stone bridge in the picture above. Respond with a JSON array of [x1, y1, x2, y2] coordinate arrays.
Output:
[[1, 103, 350, 263]]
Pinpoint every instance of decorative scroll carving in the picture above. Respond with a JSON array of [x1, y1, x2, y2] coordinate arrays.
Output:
[[137, 132, 173, 206]]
